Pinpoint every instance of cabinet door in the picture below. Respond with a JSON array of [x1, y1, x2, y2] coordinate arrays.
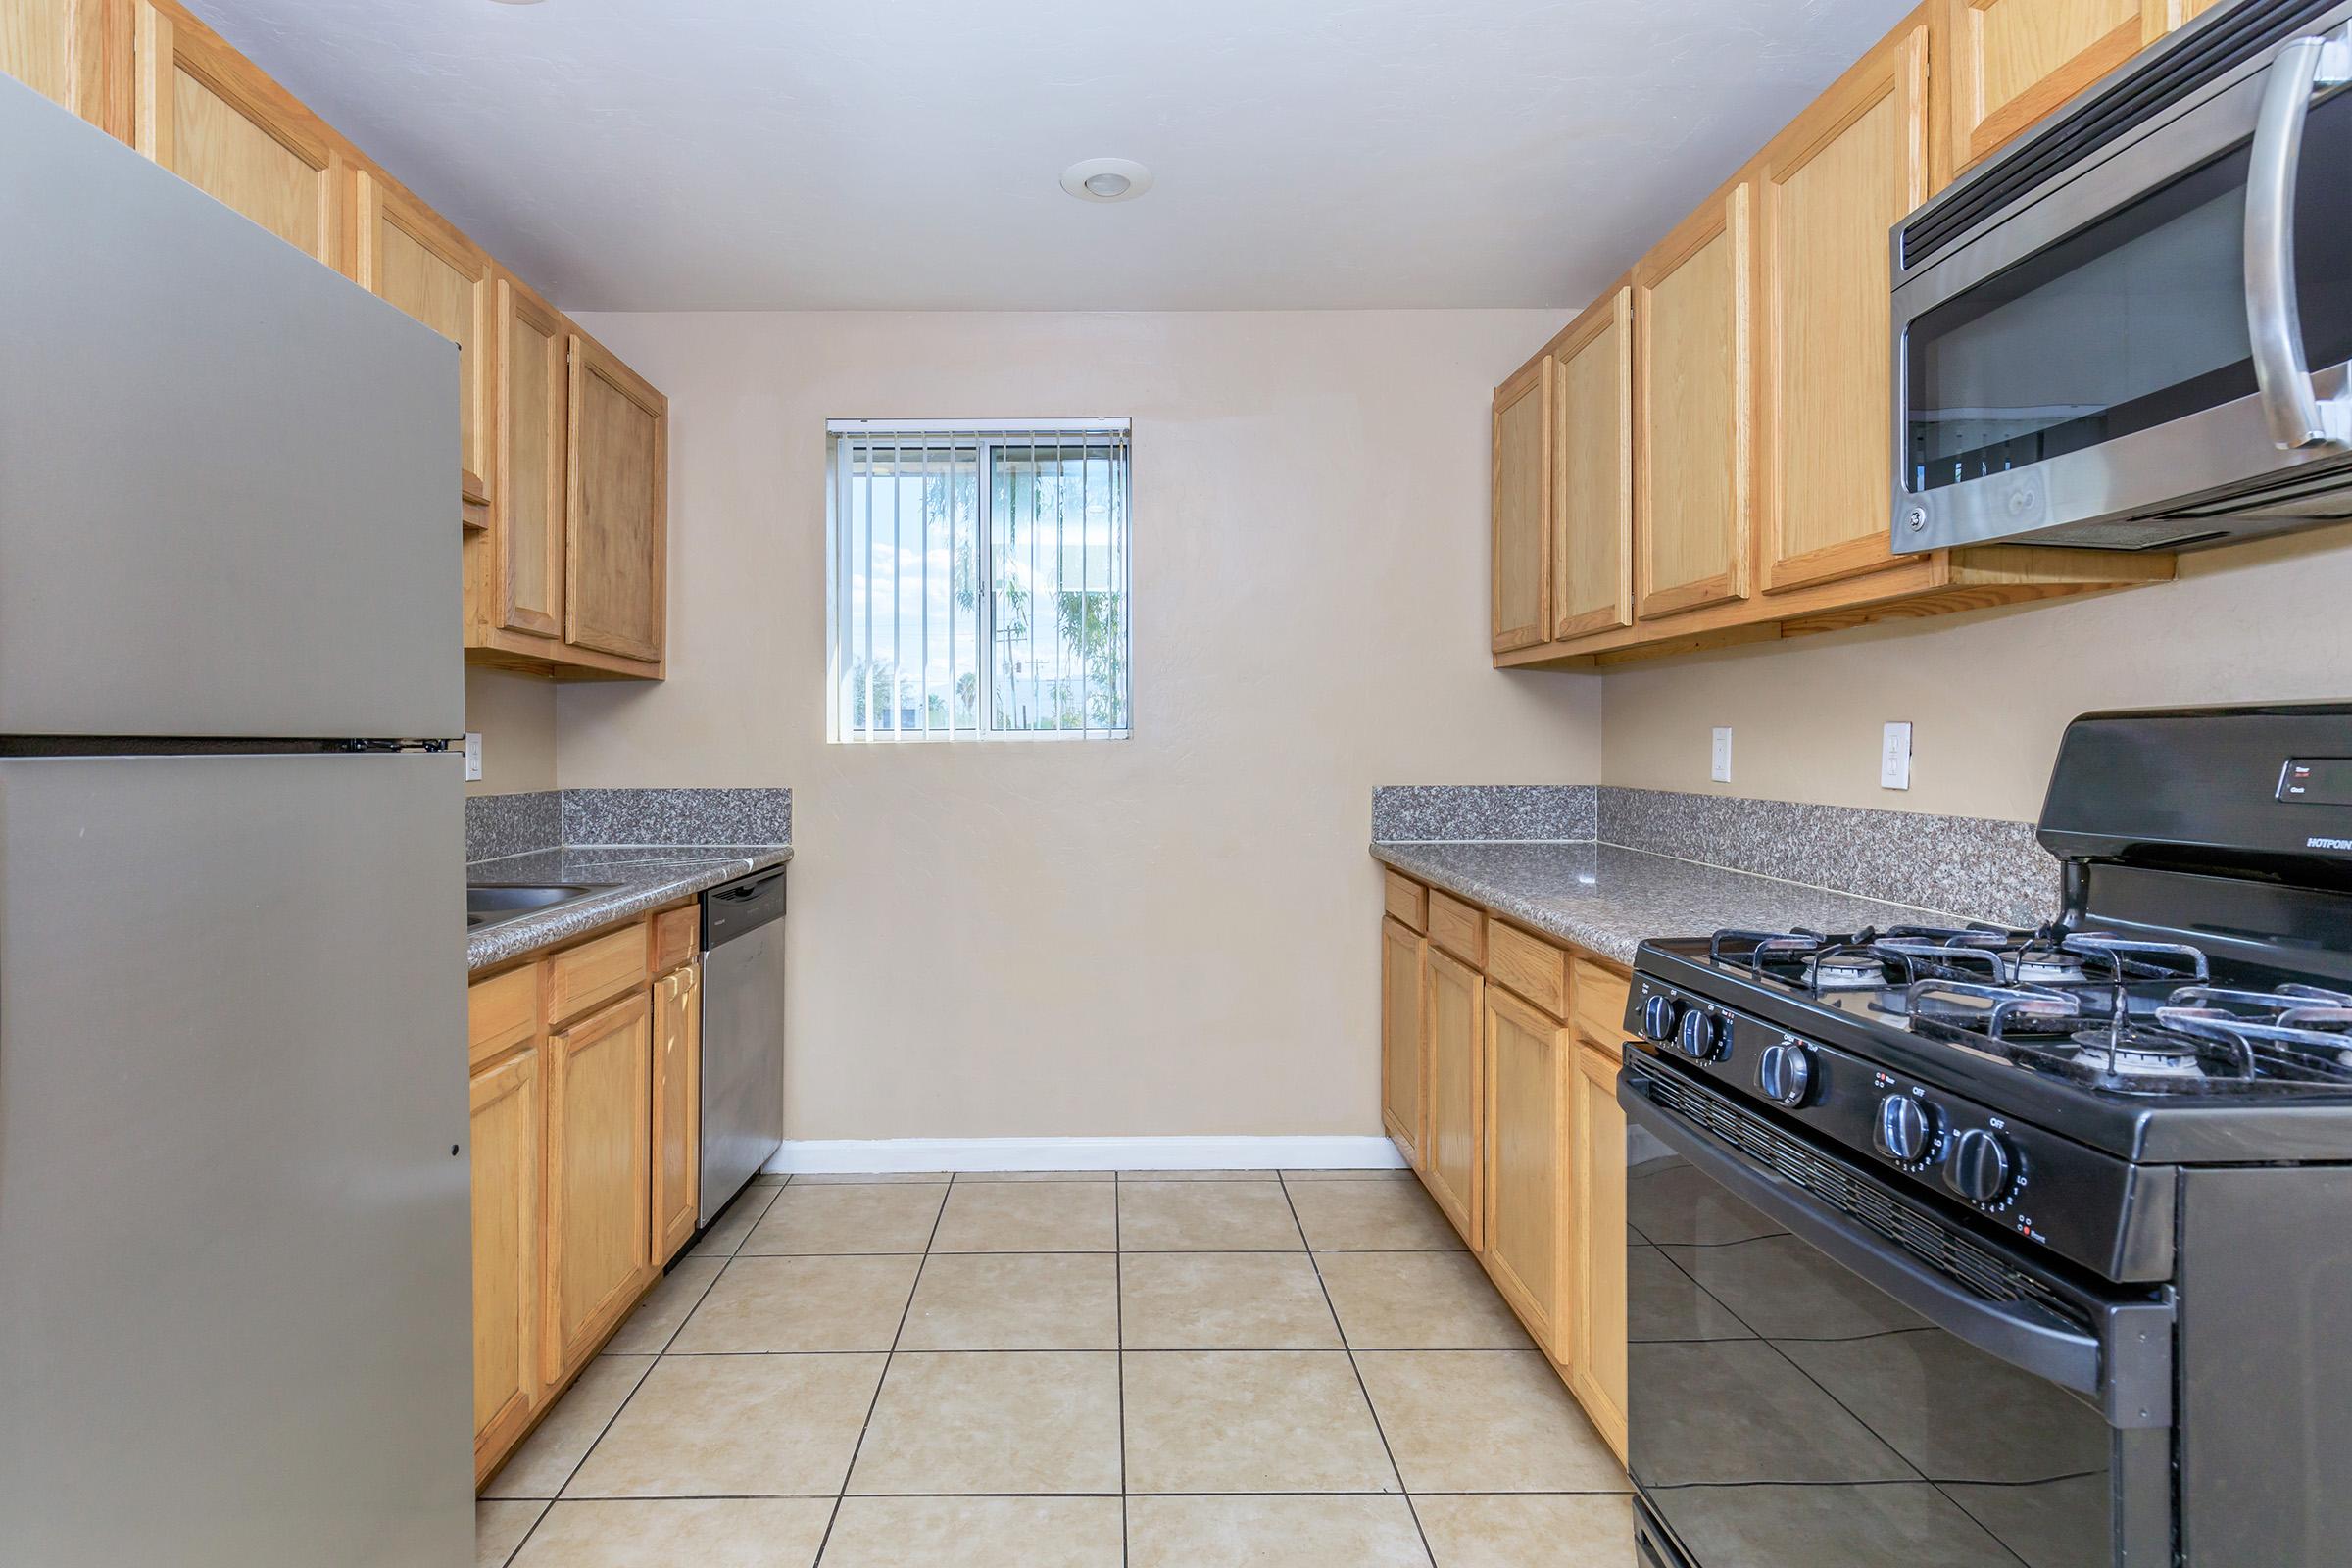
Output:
[[1757, 23, 1929, 594], [492, 274, 568, 640], [1491, 355, 1551, 653], [8, 0, 132, 140], [1381, 916, 1429, 1172], [1551, 286, 1634, 642], [469, 1046, 541, 1483], [1424, 946, 1484, 1249], [355, 169, 494, 507], [1942, 0, 2161, 175], [1568, 1041, 1629, 1463], [1483, 985, 1570, 1354], [132, 2, 344, 267], [1635, 183, 1752, 620], [651, 961, 702, 1266], [565, 334, 667, 666], [544, 990, 654, 1381]]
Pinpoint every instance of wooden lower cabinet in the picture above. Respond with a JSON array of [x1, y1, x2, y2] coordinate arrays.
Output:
[[1377, 870, 1632, 1462], [544, 989, 656, 1382], [1568, 1039, 1630, 1461], [1482, 985, 1570, 1351], [467, 900, 707, 1489], [1424, 946, 1484, 1248], [467, 1044, 541, 1484], [650, 960, 702, 1266], [1380, 916, 1429, 1170]]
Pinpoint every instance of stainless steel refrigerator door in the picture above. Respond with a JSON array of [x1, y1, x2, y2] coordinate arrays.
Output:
[[701, 917, 787, 1225], [0, 753, 472, 1567], [0, 76, 460, 740]]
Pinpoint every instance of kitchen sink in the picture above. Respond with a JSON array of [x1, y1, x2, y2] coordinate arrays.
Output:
[[466, 883, 620, 929]]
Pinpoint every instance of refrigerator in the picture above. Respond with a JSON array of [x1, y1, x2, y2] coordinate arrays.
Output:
[[0, 76, 473, 1566]]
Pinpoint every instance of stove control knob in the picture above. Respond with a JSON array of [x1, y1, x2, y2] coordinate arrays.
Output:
[[1640, 994, 1681, 1043], [1755, 1041, 1813, 1108], [1676, 1008, 1725, 1062], [1945, 1129, 2017, 1206], [1876, 1095, 1937, 1164]]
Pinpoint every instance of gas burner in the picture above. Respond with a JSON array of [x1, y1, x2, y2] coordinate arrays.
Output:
[[1899, 979, 2086, 1041], [1806, 952, 1888, 991]]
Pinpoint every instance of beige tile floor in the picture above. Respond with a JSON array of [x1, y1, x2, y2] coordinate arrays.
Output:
[[478, 1169, 1633, 1567]]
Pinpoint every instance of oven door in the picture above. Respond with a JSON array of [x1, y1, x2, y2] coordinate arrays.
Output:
[[1891, 15, 2352, 553], [1619, 1057, 2175, 1568]]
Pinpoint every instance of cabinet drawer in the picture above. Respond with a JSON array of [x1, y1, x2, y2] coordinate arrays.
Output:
[[1427, 890, 1487, 966], [1383, 872, 1428, 932], [467, 964, 540, 1070], [1572, 957, 1632, 1060], [547, 923, 650, 1026], [1487, 922, 1569, 1017], [652, 903, 700, 975]]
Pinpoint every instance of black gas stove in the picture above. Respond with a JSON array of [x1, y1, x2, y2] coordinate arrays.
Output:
[[1620, 704, 2352, 1568]]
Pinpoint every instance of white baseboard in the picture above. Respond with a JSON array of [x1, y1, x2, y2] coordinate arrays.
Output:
[[764, 1134, 1407, 1175]]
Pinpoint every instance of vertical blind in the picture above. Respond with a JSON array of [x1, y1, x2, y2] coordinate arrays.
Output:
[[827, 420, 1131, 741]]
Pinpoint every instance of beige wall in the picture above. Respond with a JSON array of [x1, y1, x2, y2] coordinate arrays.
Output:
[[556, 309, 1592, 1141], [1600, 522, 2352, 821], [463, 667, 559, 799]]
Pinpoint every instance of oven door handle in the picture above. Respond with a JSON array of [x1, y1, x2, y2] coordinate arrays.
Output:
[[1620, 1079, 2106, 1399], [2245, 25, 2352, 451]]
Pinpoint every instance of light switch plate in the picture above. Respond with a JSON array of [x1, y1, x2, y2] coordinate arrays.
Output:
[[1881, 721, 1912, 791], [1711, 726, 1734, 784], [464, 732, 483, 783]]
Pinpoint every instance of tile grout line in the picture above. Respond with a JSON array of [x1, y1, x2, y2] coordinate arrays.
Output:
[[808, 1182, 951, 1564], [1278, 1171, 1441, 1568], [492, 1177, 787, 1557], [1114, 1173, 1130, 1566]]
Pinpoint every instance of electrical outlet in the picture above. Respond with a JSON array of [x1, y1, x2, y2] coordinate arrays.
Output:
[[464, 732, 483, 783], [1881, 721, 1912, 791], [1711, 726, 1734, 783]]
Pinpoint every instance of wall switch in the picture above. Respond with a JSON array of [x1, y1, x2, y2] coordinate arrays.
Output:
[[1881, 721, 1913, 791], [464, 732, 483, 783], [1711, 726, 1734, 783]]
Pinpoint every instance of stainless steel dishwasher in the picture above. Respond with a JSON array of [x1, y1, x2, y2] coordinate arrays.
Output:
[[699, 866, 787, 1226]]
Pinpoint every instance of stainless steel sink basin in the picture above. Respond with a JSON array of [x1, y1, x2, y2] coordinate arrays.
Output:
[[466, 883, 620, 929]]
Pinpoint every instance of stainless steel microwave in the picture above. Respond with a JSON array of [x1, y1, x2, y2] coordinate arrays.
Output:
[[1892, 0, 2352, 554]]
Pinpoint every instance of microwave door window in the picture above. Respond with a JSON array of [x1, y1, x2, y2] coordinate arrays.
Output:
[[1906, 86, 2352, 496]]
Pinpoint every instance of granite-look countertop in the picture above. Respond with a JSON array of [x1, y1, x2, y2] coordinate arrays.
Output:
[[1371, 840, 1950, 967], [466, 845, 793, 972]]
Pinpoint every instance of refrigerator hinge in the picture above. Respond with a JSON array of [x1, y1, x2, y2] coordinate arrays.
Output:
[[329, 738, 452, 754]]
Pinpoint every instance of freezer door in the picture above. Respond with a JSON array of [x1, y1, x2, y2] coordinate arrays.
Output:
[[0, 76, 460, 740], [0, 754, 472, 1567]]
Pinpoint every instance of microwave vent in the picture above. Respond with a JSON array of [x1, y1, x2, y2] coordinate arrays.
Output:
[[1902, 0, 2341, 270]]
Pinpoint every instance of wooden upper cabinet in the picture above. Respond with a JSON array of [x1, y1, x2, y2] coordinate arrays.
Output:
[[1491, 355, 1552, 653], [3, 0, 130, 138], [355, 169, 495, 507], [1942, 0, 2167, 174], [132, 1, 345, 267], [493, 273, 568, 641], [1757, 21, 1930, 595], [1634, 182, 1752, 621], [566, 333, 668, 667], [1550, 286, 1635, 642]]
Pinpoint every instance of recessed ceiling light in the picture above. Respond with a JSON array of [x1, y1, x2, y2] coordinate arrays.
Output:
[[1060, 158, 1152, 203], [488, 0, 547, 6]]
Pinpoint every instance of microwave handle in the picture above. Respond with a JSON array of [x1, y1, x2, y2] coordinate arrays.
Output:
[[2245, 26, 2352, 450]]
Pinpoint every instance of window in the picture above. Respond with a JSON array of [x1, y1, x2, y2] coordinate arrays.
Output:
[[827, 420, 1131, 742]]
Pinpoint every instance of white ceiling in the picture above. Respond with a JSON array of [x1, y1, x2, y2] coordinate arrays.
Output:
[[192, 0, 1916, 312]]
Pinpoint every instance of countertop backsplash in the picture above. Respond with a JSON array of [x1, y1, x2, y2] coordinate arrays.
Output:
[[1373, 784, 2059, 930], [466, 787, 793, 863]]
